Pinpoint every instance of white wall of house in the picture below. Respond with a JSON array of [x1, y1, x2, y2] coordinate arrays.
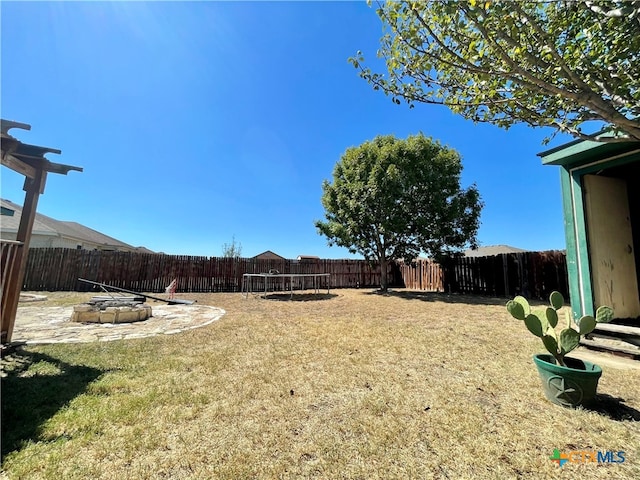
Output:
[[50, 236, 85, 249], [26, 234, 58, 248], [1, 231, 57, 247]]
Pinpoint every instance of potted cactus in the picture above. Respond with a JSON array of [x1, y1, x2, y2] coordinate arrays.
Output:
[[506, 291, 614, 408]]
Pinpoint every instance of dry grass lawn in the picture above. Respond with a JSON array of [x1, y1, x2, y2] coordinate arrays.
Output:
[[2, 289, 639, 479]]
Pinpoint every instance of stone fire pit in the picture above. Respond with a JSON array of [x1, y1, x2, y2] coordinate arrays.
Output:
[[71, 296, 152, 324]]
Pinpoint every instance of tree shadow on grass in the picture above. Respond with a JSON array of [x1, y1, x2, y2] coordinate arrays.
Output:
[[1, 348, 105, 457], [363, 289, 510, 306], [262, 293, 339, 302], [587, 394, 640, 421]]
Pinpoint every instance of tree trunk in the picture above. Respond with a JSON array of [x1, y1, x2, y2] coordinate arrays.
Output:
[[380, 256, 388, 292]]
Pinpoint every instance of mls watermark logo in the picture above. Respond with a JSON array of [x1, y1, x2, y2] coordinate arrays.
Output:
[[550, 449, 625, 467]]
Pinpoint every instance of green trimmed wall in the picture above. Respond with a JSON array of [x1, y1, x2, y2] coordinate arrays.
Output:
[[539, 136, 640, 320]]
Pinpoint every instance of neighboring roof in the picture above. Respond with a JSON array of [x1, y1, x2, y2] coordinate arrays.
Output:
[[297, 255, 320, 260], [134, 246, 157, 254], [0, 198, 145, 250], [52, 221, 136, 249], [463, 245, 527, 257], [0, 199, 57, 236], [253, 250, 286, 260]]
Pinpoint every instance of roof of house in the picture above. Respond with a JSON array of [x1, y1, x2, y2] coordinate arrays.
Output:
[[253, 250, 286, 260], [538, 130, 640, 168], [0, 198, 145, 250], [134, 246, 157, 254], [297, 255, 320, 260], [1, 199, 58, 236], [463, 245, 527, 257]]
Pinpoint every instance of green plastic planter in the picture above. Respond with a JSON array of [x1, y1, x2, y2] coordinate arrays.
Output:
[[533, 354, 602, 408]]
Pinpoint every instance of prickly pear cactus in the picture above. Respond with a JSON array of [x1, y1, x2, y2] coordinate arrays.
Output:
[[506, 296, 529, 320], [549, 291, 564, 310], [524, 312, 545, 337], [506, 291, 614, 367], [596, 305, 614, 324], [578, 316, 596, 335], [559, 328, 580, 355]]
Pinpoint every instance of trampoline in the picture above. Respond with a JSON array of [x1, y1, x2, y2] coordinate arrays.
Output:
[[242, 273, 331, 299]]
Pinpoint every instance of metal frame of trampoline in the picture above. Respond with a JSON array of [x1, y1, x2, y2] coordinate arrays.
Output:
[[241, 273, 331, 299]]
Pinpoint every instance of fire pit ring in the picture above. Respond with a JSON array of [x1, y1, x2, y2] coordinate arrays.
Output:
[[71, 298, 152, 324]]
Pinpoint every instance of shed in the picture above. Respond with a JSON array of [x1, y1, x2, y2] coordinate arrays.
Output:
[[539, 134, 640, 356]]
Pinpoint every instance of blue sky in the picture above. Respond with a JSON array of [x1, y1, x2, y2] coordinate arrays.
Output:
[[1, 1, 574, 258]]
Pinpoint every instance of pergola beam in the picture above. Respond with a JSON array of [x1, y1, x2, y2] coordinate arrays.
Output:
[[0, 153, 38, 179], [1, 119, 82, 345]]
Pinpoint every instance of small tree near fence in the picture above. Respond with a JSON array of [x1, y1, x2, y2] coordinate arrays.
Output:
[[222, 236, 242, 258]]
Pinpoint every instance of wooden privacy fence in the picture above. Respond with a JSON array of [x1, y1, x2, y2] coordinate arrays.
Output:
[[398, 250, 568, 300], [20, 248, 568, 299], [440, 250, 568, 300], [21, 249, 401, 293], [398, 259, 444, 292]]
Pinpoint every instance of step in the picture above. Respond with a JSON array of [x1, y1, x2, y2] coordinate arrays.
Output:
[[593, 323, 640, 336], [580, 337, 640, 358]]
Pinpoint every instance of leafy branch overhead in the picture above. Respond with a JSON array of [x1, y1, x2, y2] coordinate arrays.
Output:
[[351, 0, 640, 143]]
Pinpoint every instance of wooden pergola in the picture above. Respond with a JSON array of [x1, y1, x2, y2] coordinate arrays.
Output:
[[1, 119, 82, 345]]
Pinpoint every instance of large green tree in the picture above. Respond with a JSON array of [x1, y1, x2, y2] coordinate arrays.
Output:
[[315, 134, 482, 291], [351, 1, 640, 143]]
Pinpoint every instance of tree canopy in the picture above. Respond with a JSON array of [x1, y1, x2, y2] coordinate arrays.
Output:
[[315, 134, 482, 291], [351, 1, 640, 143]]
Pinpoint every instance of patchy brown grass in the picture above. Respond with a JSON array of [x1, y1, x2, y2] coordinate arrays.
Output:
[[19, 291, 95, 307], [2, 289, 639, 479]]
